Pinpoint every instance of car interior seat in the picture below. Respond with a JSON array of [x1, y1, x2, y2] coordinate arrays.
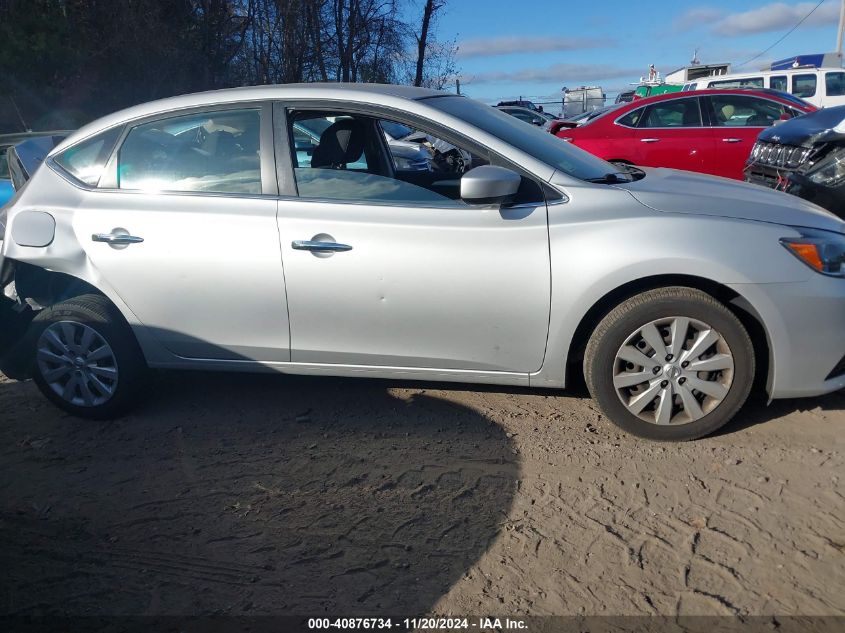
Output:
[[311, 119, 366, 169], [682, 107, 700, 126]]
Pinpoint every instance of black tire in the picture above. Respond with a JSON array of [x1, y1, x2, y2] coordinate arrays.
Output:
[[584, 287, 754, 441], [27, 294, 148, 419]]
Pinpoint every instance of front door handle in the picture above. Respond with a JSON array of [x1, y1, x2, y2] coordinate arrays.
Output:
[[92, 232, 144, 246], [292, 240, 353, 253], [640, 138, 660, 143], [722, 138, 743, 143]]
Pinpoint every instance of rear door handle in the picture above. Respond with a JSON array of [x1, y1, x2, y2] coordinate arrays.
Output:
[[640, 138, 660, 143], [92, 232, 144, 245], [722, 138, 743, 143], [292, 240, 353, 253]]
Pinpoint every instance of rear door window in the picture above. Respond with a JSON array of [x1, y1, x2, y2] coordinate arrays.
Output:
[[117, 108, 262, 194], [706, 95, 790, 127], [639, 99, 702, 128]]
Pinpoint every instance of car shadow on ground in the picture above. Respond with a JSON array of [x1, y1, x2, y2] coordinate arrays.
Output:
[[0, 373, 518, 616], [716, 387, 845, 436], [1, 370, 843, 617]]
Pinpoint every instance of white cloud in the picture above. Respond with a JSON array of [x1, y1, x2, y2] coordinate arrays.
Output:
[[673, 7, 723, 30], [457, 36, 612, 59], [463, 63, 642, 86], [676, 2, 840, 36]]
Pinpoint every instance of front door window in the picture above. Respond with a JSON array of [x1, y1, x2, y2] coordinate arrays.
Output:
[[288, 111, 488, 206]]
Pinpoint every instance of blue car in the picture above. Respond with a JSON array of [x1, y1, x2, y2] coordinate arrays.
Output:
[[0, 149, 13, 206], [0, 131, 72, 205]]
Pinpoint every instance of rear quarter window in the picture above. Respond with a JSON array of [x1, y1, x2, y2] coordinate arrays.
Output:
[[616, 108, 644, 128], [54, 128, 121, 186]]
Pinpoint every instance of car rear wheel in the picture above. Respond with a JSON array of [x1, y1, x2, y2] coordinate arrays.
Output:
[[29, 294, 147, 419], [584, 287, 754, 441]]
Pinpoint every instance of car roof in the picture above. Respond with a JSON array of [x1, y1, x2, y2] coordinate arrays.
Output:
[[52, 83, 452, 155], [629, 88, 810, 107], [496, 105, 535, 113]]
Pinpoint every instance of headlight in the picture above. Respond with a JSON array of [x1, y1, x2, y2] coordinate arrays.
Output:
[[780, 227, 845, 276], [808, 148, 845, 187]]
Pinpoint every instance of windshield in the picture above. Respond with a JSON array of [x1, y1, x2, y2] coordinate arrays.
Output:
[[428, 96, 619, 182], [381, 120, 414, 140], [767, 90, 814, 109], [570, 104, 623, 124]]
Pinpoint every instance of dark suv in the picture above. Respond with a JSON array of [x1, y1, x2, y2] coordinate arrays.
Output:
[[744, 105, 845, 218], [496, 99, 539, 111]]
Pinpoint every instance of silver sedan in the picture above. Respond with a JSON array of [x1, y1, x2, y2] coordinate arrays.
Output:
[[1, 84, 844, 440]]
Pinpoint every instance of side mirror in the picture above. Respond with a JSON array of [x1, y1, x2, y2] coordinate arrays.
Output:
[[461, 165, 521, 205]]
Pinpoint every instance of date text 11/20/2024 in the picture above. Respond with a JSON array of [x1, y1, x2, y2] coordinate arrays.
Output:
[[307, 617, 528, 630]]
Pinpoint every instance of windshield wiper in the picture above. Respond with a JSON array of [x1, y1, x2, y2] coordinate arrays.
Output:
[[585, 166, 646, 184], [585, 171, 632, 184]]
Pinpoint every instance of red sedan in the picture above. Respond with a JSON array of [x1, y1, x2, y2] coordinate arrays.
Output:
[[554, 89, 816, 180]]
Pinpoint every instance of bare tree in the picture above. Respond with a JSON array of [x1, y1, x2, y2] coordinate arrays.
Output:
[[412, 0, 443, 87], [0, 0, 461, 132]]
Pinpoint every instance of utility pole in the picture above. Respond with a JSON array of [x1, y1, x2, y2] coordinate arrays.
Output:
[[838, 0, 845, 58]]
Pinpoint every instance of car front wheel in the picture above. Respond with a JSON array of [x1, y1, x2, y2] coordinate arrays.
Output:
[[584, 287, 755, 441], [28, 294, 147, 419]]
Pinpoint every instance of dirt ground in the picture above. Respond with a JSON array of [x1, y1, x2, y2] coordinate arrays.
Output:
[[1, 370, 843, 617]]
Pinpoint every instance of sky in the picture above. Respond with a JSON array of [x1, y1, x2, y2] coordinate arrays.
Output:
[[433, 0, 844, 105]]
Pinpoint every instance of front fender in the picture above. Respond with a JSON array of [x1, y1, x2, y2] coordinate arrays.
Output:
[[532, 187, 810, 388]]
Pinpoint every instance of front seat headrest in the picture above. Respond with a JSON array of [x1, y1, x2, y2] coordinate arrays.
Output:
[[310, 119, 366, 169]]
